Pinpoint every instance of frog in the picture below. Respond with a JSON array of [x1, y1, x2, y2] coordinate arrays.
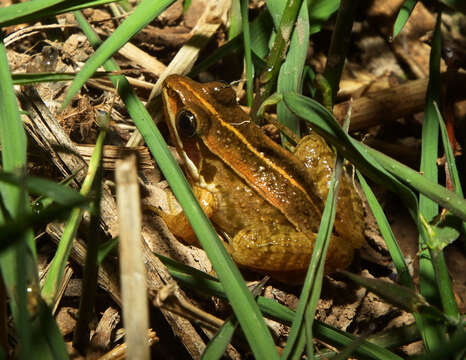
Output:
[[159, 74, 364, 280]]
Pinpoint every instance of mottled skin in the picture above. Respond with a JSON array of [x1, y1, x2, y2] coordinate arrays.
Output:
[[160, 75, 364, 280]]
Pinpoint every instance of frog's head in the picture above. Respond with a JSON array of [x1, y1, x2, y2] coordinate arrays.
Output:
[[162, 75, 242, 184]]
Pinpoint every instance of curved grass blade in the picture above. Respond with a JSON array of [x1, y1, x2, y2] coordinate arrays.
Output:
[[41, 120, 107, 306], [393, 0, 417, 39], [61, 0, 175, 109], [189, 35, 243, 78], [339, 271, 448, 324], [241, 0, 254, 106], [308, 0, 340, 35], [12, 71, 113, 85], [417, 13, 449, 351], [0, 0, 116, 27], [436, 101, 465, 239], [282, 93, 466, 220], [251, 0, 304, 122], [74, 12, 279, 359], [202, 318, 237, 359], [156, 255, 407, 360], [357, 172, 414, 288], [228, 0, 241, 40], [281, 153, 344, 359], [0, 37, 68, 359], [0, 172, 85, 206], [322, 0, 358, 104], [276, 1, 309, 138]]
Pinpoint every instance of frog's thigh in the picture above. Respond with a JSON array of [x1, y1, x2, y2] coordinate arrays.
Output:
[[229, 223, 354, 272]]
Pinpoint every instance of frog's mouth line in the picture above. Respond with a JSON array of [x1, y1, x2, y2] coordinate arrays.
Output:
[[162, 87, 206, 186]]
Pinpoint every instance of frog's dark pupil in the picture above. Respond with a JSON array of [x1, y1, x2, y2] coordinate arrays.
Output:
[[176, 110, 197, 137]]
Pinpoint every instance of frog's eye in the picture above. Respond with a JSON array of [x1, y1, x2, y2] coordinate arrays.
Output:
[[176, 109, 197, 137]]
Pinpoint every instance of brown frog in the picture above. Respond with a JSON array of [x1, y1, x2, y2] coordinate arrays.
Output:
[[159, 75, 364, 280]]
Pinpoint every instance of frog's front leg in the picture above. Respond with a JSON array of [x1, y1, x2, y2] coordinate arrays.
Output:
[[156, 185, 217, 247], [228, 221, 355, 280]]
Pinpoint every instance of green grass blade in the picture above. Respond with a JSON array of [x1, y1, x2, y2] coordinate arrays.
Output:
[[430, 105, 462, 328], [250, 11, 274, 59], [308, 0, 340, 35], [228, 0, 242, 40], [393, 0, 417, 38], [276, 1, 309, 138], [281, 153, 344, 359], [251, 0, 304, 122], [322, 0, 358, 104], [41, 122, 107, 306], [340, 271, 448, 323], [357, 172, 414, 288], [414, 331, 466, 360], [62, 0, 174, 108], [282, 93, 466, 220], [12, 71, 113, 85], [0, 172, 86, 205], [417, 13, 447, 351], [189, 35, 243, 78], [202, 318, 238, 359], [0, 37, 35, 359], [156, 254, 408, 359], [0, 0, 117, 27], [364, 148, 466, 221], [0, 202, 87, 245], [0, 36, 69, 359], [75, 12, 279, 358], [241, 0, 254, 107], [435, 102, 466, 239]]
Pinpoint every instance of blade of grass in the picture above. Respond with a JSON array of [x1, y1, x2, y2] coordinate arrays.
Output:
[[41, 117, 107, 306], [228, 0, 241, 40], [393, 0, 418, 39], [339, 271, 448, 323], [282, 93, 466, 220], [12, 71, 114, 85], [417, 12, 447, 351], [240, 0, 254, 107], [251, 0, 304, 122], [436, 101, 466, 241], [276, 1, 309, 139], [74, 11, 279, 359], [114, 155, 150, 360], [357, 172, 414, 288], [0, 201, 88, 246], [73, 115, 108, 352], [0, 37, 35, 359], [61, 0, 174, 109], [155, 254, 407, 360], [0, 172, 86, 206], [281, 152, 344, 359], [322, 0, 358, 104], [308, 0, 340, 35], [189, 35, 243, 78], [429, 105, 462, 331], [0, 36, 68, 358], [202, 318, 238, 359], [0, 0, 117, 27]]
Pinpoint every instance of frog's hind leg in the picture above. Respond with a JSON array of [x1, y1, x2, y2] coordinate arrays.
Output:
[[229, 223, 354, 280]]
